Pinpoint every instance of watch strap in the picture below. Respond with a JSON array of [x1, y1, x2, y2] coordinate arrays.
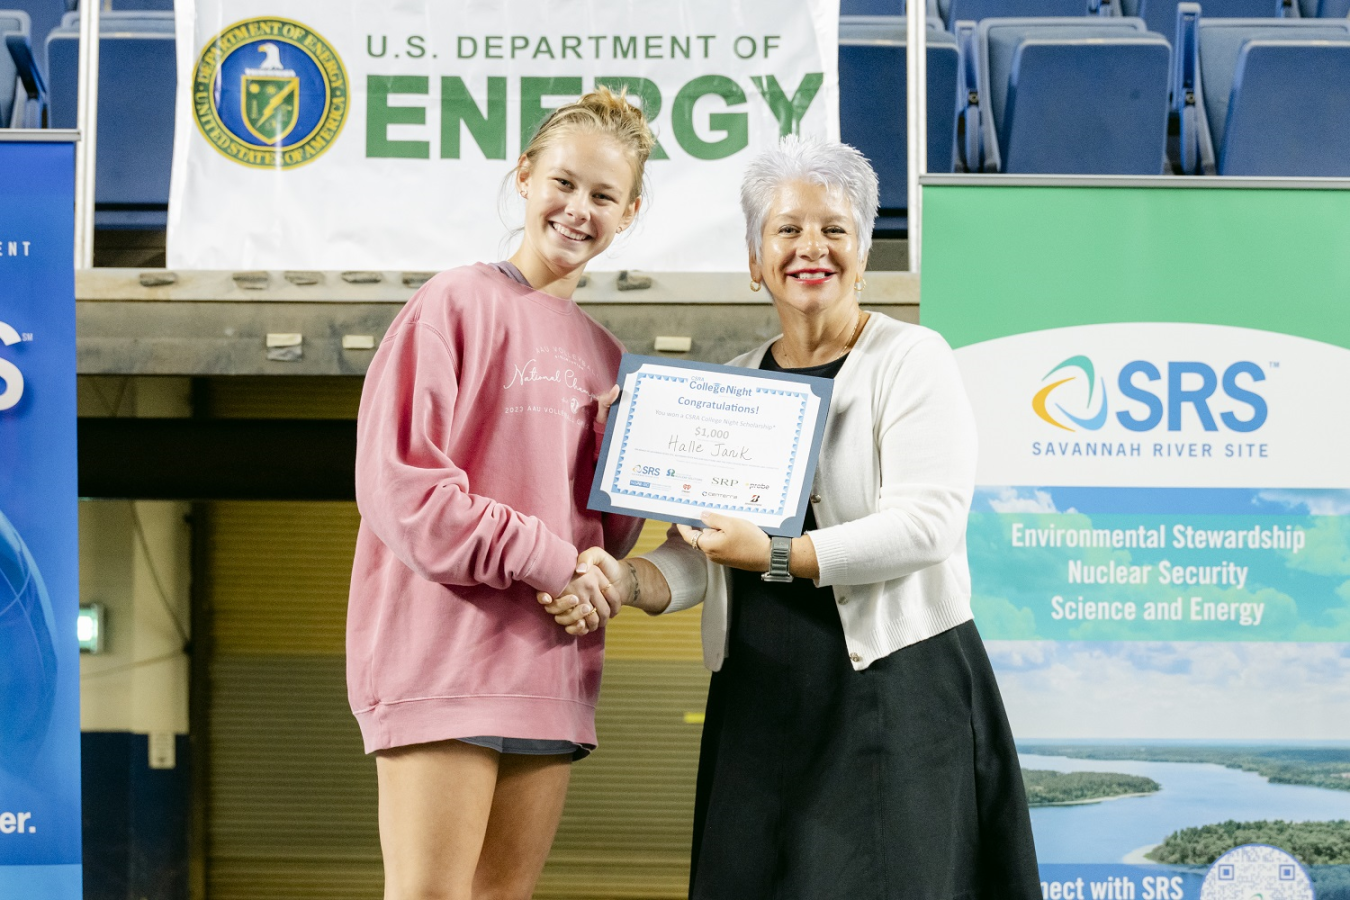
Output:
[[761, 535, 793, 583]]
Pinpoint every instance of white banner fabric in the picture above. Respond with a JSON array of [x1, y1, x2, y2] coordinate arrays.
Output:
[[167, 0, 840, 272]]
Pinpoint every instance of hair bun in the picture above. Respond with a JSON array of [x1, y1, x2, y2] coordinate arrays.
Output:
[[520, 85, 657, 202]]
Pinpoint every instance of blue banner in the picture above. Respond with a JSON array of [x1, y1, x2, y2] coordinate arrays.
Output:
[[0, 137, 82, 895]]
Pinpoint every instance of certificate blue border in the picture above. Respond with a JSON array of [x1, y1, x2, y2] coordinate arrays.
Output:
[[587, 354, 833, 537]]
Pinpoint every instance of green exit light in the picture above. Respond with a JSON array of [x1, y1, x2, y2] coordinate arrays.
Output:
[[77, 604, 105, 654]]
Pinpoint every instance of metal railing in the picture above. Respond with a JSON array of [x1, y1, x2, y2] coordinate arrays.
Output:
[[73, 0, 100, 268]]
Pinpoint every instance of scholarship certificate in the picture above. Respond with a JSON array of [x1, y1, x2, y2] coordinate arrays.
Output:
[[588, 355, 833, 536]]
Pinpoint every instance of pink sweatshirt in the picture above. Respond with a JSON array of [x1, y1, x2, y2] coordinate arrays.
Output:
[[347, 263, 643, 754]]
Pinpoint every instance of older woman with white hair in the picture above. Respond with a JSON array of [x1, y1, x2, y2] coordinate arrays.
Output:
[[540, 136, 1041, 898]]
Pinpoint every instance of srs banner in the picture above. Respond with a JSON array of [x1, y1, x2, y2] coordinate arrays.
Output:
[[168, 0, 839, 271], [923, 183, 1350, 899], [0, 137, 81, 898]]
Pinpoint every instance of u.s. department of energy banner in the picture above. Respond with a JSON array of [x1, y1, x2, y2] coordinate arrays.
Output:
[[923, 182, 1350, 899], [0, 136, 82, 898], [168, 0, 839, 271]]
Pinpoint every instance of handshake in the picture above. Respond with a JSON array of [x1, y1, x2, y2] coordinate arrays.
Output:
[[536, 547, 633, 636]]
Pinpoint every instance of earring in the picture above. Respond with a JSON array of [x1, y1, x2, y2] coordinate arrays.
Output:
[[750, 281, 761, 292], [854, 278, 866, 293]]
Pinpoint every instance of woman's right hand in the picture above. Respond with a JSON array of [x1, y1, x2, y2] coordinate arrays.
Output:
[[537, 548, 627, 635]]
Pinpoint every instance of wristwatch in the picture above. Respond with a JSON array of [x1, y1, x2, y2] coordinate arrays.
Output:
[[761, 535, 793, 583]]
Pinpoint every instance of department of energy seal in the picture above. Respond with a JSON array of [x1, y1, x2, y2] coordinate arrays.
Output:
[[192, 17, 348, 169], [1200, 844, 1315, 900]]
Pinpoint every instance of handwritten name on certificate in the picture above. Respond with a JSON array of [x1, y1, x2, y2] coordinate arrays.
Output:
[[588, 355, 833, 536]]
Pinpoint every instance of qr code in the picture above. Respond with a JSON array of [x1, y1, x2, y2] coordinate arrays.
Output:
[[1199, 844, 1314, 900]]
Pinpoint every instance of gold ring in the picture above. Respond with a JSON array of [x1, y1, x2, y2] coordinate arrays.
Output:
[[692, 531, 702, 551]]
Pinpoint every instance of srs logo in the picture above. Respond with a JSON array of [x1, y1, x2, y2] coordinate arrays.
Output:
[[1033, 355, 1107, 432], [1033, 354, 1267, 433], [0, 320, 25, 412]]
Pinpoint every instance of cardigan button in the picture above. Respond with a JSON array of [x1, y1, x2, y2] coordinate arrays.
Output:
[[849, 652, 862, 664], [838, 596, 849, 605], [810, 493, 822, 503]]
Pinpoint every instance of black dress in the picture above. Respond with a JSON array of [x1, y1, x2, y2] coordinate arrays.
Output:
[[688, 351, 1041, 900]]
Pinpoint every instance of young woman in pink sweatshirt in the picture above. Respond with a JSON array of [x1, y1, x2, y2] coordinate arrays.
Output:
[[347, 88, 651, 900]]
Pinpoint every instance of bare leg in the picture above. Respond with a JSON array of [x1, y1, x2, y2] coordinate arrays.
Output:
[[376, 740, 500, 900], [472, 753, 573, 900]]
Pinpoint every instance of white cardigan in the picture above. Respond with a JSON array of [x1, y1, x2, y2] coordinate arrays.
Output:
[[645, 313, 979, 672]]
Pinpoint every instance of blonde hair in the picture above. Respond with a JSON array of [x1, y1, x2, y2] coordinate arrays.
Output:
[[520, 86, 656, 204]]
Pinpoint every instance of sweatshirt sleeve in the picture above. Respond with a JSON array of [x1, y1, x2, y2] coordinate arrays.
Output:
[[355, 320, 578, 595], [809, 333, 978, 587], [644, 523, 710, 613]]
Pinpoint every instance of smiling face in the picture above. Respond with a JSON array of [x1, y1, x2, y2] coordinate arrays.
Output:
[[514, 130, 640, 283], [750, 179, 864, 319]]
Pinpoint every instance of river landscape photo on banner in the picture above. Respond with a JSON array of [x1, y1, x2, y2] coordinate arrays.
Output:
[[922, 183, 1350, 899]]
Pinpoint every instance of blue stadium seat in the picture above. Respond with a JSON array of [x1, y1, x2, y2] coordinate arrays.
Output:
[[1121, 0, 1290, 40], [7, 1, 62, 68], [845, 2, 946, 29], [4, 24, 48, 127], [1175, 10, 1350, 173], [945, 0, 1096, 29], [1, 9, 28, 126], [0, 9, 47, 129], [46, 10, 175, 228], [839, 16, 960, 233], [1221, 41, 1350, 174], [66, 0, 174, 9], [842, 0, 906, 13], [965, 17, 1171, 173], [57, 8, 172, 31], [1297, 0, 1350, 14]]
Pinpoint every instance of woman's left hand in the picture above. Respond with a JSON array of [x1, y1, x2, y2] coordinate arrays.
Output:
[[676, 511, 771, 573]]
